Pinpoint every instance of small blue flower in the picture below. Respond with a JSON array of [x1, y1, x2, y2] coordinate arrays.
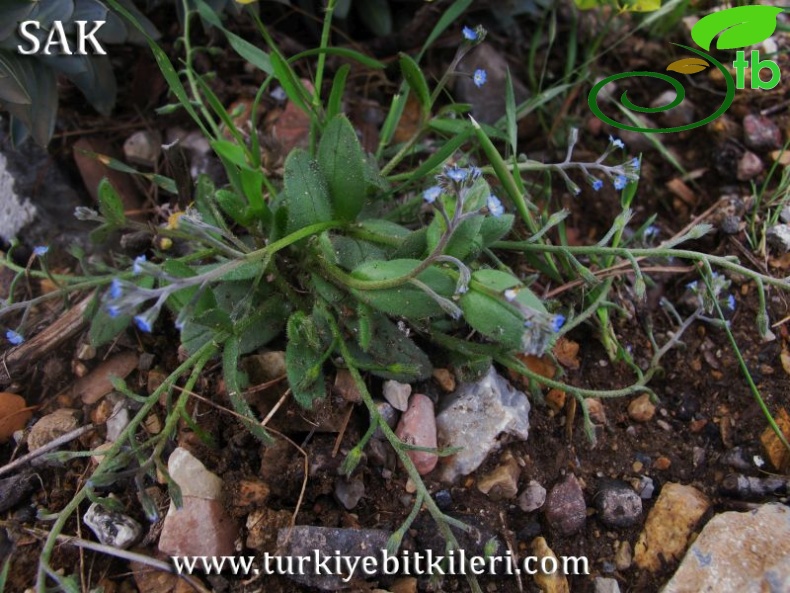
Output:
[[462, 26, 478, 41], [107, 305, 122, 318], [487, 195, 504, 217], [5, 329, 24, 345], [631, 157, 641, 170], [551, 314, 565, 333], [109, 278, 123, 300], [687, 280, 698, 291], [132, 255, 147, 275], [644, 225, 659, 239], [134, 315, 154, 333], [473, 69, 487, 88], [614, 175, 628, 190], [727, 294, 736, 311], [469, 166, 483, 180], [591, 178, 604, 191], [446, 166, 468, 183], [423, 186, 442, 204], [609, 135, 625, 149], [33, 246, 49, 256]]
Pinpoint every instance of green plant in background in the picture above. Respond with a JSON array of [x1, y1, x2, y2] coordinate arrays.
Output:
[[2, 0, 790, 590]]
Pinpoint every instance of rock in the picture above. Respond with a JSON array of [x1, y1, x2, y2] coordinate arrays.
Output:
[[123, 130, 162, 167], [105, 400, 130, 442], [329, 369, 358, 403], [436, 367, 530, 483], [737, 151, 764, 181], [371, 400, 398, 440], [335, 475, 365, 510], [275, 526, 390, 590], [243, 351, 287, 383], [158, 496, 238, 557], [766, 224, 790, 253], [637, 476, 655, 499], [518, 480, 547, 513], [83, 502, 142, 549], [167, 447, 223, 499], [230, 478, 271, 513], [760, 407, 790, 472], [651, 90, 695, 128], [455, 44, 530, 124], [615, 540, 632, 571], [544, 474, 586, 536], [382, 380, 411, 411], [585, 398, 607, 425], [0, 472, 37, 513], [634, 482, 710, 572], [246, 507, 291, 551], [531, 536, 570, 593], [743, 114, 782, 151], [0, 392, 32, 443], [477, 451, 520, 500], [627, 394, 655, 422], [663, 504, 790, 592], [395, 394, 438, 475], [434, 489, 452, 511], [596, 481, 642, 529], [594, 577, 621, 593], [432, 368, 456, 392], [27, 409, 80, 451]]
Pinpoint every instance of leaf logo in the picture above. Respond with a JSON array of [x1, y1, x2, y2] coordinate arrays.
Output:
[[691, 5, 783, 51], [666, 57, 710, 74]]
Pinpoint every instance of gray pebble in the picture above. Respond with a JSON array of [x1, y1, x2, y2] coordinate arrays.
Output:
[[596, 481, 642, 528]]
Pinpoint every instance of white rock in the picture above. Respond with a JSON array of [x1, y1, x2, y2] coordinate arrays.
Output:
[[84, 502, 142, 549], [123, 130, 162, 167], [167, 447, 223, 500], [382, 380, 411, 412]]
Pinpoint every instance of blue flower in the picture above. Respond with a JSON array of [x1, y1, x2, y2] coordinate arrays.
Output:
[[631, 157, 641, 170], [727, 294, 736, 311], [687, 280, 698, 291], [446, 166, 468, 183], [134, 315, 154, 333], [551, 314, 565, 332], [591, 178, 604, 191], [644, 225, 659, 239], [109, 278, 123, 300], [132, 255, 146, 275], [473, 69, 487, 88], [423, 186, 442, 204], [469, 166, 483, 180], [487, 195, 504, 217], [107, 305, 122, 318], [609, 135, 625, 149], [614, 175, 628, 190], [33, 246, 49, 256], [462, 26, 478, 41], [5, 329, 24, 345]]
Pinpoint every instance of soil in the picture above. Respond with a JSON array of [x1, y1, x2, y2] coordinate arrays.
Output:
[[1, 2, 789, 593]]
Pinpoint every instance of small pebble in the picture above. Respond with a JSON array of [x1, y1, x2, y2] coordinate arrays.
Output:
[[743, 114, 782, 151], [585, 398, 607, 424], [518, 480, 547, 512], [477, 452, 521, 500], [123, 130, 162, 167], [638, 476, 655, 499], [766, 224, 790, 253], [434, 490, 452, 511], [334, 476, 365, 510], [395, 394, 438, 475], [382, 380, 411, 411], [736, 151, 764, 181], [27, 409, 80, 452], [544, 474, 586, 536], [628, 394, 656, 423], [615, 540, 632, 570], [432, 368, 456, 392], [595, 481, 643, 529], [594, 577, 621, 593], [84, 502, 142, 549], [371, 400, 398, 440], [334, 369, 361, 403], [656, 419, 672, 432], [654, 456, 672, 470]]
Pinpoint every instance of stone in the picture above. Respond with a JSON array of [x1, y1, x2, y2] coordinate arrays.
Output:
[[167, 447, 223, 500], [627, 394, 655, 423], [0, 149, 37, 241], [243, 351, 286, 383], [275, 526, 390, 589], [663, 504, 790, 593], [760, 407, 790, 472], [0, 472, 37, 513], [477, 451, 521, 500], [382, 380, 411, 411], [544, 474, 586, 536], [531, 536, 570, 593], [585, 398, 607, 425], [123, 130, 162, 167], [333, 369, 361, 403], [615, 540, 632, 571], [651, 90, 695, 128], [518, 480, 547, 513], [27, 409, 80, 451], [637, 476, 655, 499], [105, 400, 130, 442], [83, 502, 142, 549], [737, 151, 764, 181], [371, 401, 398, 440], [766, 224, 790, 254], [432, 368, 456, 392], [335, 475, 365, 510], [395, 394, 438, 475], [246, 507, 291, 551], [436, 367, 530, 483], [158, 496, 238, 557], [595, 481, 642, 529], [594, 577, 620, 593], [634, 482, 710, 572], [743, 114, 782, 151]]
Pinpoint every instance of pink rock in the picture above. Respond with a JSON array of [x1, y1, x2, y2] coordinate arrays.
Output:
[[158, 496, 238, 557], [395, 393, 438, 475]]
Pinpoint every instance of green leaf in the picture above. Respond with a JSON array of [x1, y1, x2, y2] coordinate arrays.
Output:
[[318, 114, 367, 221], [286, 312, 332, 408], [290, 47, 386, 71], [327, 63, 350, 121], [399, 53, 431, 115], [378, 92, 408, 154], [331, 235, 389, 270], [350, 259, 456, 320], [211, 139, 250, 168], [97, 178, 126, 227], [426, 207, 484, 261], [270, 51, 312, 115], [691, 5, 782, 50], [418, 0, 473, 60], [223, 336, 272, 443], [478, 213, 515, 247], [283, 149, 334, 233], [505, 67, 517, 155], [216, 188, 253, 226]]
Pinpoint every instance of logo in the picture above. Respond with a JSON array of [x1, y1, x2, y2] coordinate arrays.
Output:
[[589, 5, 783, 134]]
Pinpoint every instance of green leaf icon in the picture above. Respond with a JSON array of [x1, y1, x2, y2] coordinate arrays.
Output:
[[691, 5, 783, 51]]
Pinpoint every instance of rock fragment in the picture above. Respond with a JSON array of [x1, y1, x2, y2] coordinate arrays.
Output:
[[596, 481, 642, 529], [395, 394, 437, 475], [84, 502, 142, 549], [544, 474, 586, 536]]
